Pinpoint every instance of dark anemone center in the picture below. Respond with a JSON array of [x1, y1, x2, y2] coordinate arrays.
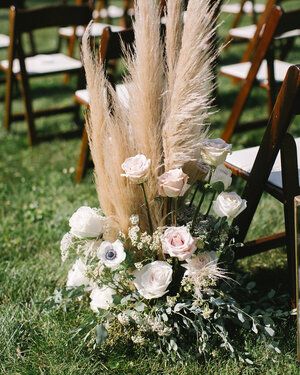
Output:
[[105, 249, 117, 260]]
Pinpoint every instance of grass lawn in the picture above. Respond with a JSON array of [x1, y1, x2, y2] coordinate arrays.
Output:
[[1, 0, 300, 374]]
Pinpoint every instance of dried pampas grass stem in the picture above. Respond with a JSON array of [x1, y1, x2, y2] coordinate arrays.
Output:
[[163, 0, 219, 171]]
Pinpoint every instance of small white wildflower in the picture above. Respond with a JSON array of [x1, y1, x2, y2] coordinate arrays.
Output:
[[166, 296, 177, 307], [137, 242, 144, 250], [117, 313, 130, 326], [134, 262, 143, 270], [130, 311, 140, 323], [130, 215, 140, 225], [202, 305, 214, 319], [128, 225, 140, 244], [131, 335, 145, 345]]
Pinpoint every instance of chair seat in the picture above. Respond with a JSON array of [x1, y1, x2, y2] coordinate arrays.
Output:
[[93, 5, 124, 19], [221, 1, 265, 14], [229, 24, 300, 40], [0, 34, 9, 49], [75, 83, 129, 108], [226, 137, 300, 188], [59, 23, 124, 38], [220, 59, 292, 83], [229, 24, 257, 39], [0, 53, 82, 76]]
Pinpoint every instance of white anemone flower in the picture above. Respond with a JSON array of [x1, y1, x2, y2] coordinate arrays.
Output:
[[97, 240, 126, 269]]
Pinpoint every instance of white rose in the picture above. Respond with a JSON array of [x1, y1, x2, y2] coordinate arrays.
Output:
[[213, 192, 247, 218], [201, 138, 232, 167], [182, 251, 217, 276], [69, 206, 106, 238], [134, 261, 172, 299], [210, 164, 232, 189], [97, 239, 126, 269], [161, 226, 196, 261], [90, 286, 115, 311], [121, 154, 151, 184], [66, 258, 90, 288], [158, 168, 190, 198]]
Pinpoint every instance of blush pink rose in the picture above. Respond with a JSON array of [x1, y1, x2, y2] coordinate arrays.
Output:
[[158, 168, 190, 198], [161, 226, 196, 260]]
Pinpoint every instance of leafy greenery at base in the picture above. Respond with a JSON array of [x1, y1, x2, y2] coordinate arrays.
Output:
[[1, 0, 300, 373]]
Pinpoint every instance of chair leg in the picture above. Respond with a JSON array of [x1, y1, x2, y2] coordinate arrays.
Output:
[[3, 70, 14, 131], [75, 127, 90, 183], [281, 134, 299, 306], [18, 74, 36, 146]]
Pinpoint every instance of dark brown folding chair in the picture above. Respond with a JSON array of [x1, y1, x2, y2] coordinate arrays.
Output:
[[225, 64, 300, 304], [220, 6, 300, 142], [221, 0, 265, 33], [58, 0, 128, 61], [226, 0, 300, 61], [0, 4, 93, 145], [75, 26, 134, 182]]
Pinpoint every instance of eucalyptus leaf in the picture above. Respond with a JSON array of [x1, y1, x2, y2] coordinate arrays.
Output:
[[246, 281, 256, 290], [265, 326, 275, 337], [95, 324, 108, 345], [237, 312, 245, 323], [252, 323, 258, 334]]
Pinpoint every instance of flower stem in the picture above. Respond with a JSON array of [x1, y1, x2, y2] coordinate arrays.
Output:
[[173, 198, 178, 226], [205, 191, 216, 218], [189, 183, 200, 208], [140, 183, 153, 235], [191, 188, 207, 233], [191, 170, 213, 233]]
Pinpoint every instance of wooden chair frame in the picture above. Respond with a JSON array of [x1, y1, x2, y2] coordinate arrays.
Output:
[[221, 6, 300, 142], [225, 64, 300, 303], [75, 26, 135, 182], [1, 4, 93, 145], [223, 0, 261, 35]]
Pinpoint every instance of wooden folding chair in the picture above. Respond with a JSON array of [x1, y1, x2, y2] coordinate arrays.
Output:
[[226, 0, 300, 60], [58, 0, 128, 62], [0, 4, 93, 145], [220, 6, 300, 141], [224, 64, 300, 303], [221, 0, 265, 32], [75, 26, 134, 182]]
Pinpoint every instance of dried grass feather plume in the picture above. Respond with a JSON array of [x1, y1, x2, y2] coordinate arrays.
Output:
[[165, 0, 184, 104], [124, 0, 165, 226], [82, 23, 143, 233], [163, 0, 219, 171]]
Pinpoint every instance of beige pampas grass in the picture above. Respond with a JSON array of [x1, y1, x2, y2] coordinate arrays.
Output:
[[165, 0, 184, 102], [123, 0, 165, 226], [81, 0, 219, 232], [163, 0, 218, 171], [82, 25, 143, 233]]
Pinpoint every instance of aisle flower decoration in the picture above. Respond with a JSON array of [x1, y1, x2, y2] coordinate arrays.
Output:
[[55, 0, 281, 363]]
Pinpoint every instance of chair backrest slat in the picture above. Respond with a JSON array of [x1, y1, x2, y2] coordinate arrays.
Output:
[[100, 27, 134, 62], [0, 0, 24, 8], [275, 8, 300, 36], [13, 5, 93, 33]]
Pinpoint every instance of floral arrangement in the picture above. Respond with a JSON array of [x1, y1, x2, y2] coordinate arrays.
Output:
[[56, 0, 280, 363]]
